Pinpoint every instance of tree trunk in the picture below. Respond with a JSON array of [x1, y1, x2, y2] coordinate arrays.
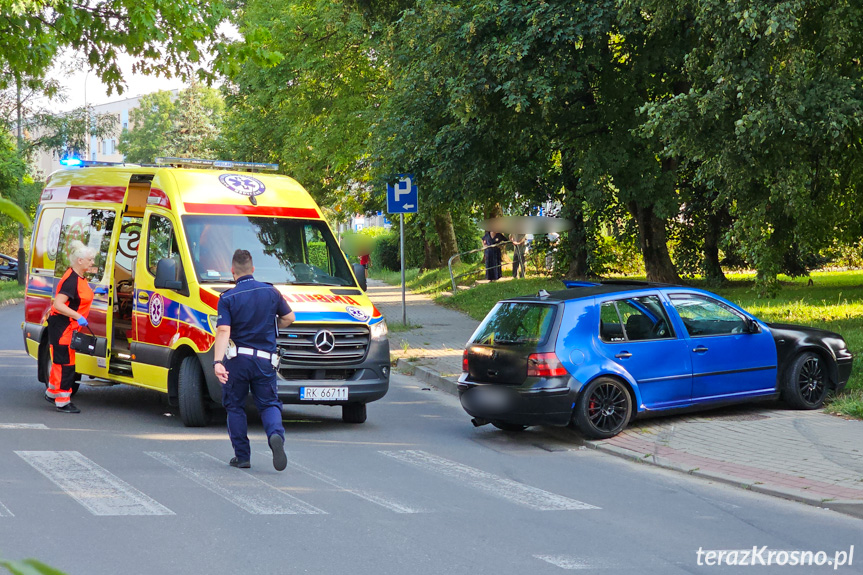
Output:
[[702, 211, 726, 284], [561, 152, 592, 279], [433, 211, 459, 267], [628, 202, 680, 283], [422, 237, 441, 270]]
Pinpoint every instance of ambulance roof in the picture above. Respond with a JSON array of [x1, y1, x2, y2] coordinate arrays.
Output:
[[41, 165, 322, 219]]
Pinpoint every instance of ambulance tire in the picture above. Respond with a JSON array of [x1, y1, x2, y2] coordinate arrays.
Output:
[[39, 342, 79, 396], [342, 402, 367, 424], [178, 356, 209, 427]]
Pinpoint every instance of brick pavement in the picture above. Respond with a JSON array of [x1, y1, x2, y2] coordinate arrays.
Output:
[[366, 279, 863, 518]]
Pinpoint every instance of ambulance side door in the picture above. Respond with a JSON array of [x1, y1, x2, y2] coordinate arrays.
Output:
[[132, 211, 180, 369]]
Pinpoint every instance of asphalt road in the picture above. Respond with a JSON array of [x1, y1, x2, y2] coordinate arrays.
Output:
[[0, 303, 860, 575]]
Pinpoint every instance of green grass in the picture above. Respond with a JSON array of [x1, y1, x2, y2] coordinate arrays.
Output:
[[0, 281, 24, 305], [371, 262, 486, 295], [431, 269, 863, 420]]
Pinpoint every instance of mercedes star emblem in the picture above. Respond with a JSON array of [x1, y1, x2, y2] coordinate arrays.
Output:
[[314, 330, 336, 354]]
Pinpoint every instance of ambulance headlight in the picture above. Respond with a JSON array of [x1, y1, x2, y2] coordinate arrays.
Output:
[[370, 319, 388, 341]]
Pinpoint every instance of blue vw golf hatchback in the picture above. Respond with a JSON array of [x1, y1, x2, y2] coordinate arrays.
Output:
[[458, 281, 853, 438]]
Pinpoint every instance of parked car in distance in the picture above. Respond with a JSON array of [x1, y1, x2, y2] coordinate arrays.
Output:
[[458, 280, 854, 439], [0, 254, 17, 280]]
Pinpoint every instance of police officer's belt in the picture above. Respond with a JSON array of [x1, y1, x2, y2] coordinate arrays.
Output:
[[236, 347, 280, 365]]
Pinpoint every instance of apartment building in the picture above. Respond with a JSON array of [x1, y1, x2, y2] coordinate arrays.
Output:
[[32, 90, 178, 178]]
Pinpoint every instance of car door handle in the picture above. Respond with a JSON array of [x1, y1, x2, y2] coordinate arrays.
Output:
[[615, 352, 632, 359], [693, 346, 709, 353]]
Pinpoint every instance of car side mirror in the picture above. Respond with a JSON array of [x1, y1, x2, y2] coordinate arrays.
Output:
[[154, 257, 186, 293], [745, 318, 761, 334], [352, 263, 367, 291]]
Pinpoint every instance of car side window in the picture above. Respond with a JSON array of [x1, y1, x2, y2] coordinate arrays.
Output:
[[600, 295, 674, 342], [147, 214, 180, 276], [600, 302, 625, 342], [669, 293, 747, 337]]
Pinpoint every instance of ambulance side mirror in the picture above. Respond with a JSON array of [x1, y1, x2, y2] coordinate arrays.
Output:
[[352, 263, 367, 291], [154, 257, 187, 294]]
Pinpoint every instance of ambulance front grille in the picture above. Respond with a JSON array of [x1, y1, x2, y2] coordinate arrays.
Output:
[[277, 324, 369, 365]]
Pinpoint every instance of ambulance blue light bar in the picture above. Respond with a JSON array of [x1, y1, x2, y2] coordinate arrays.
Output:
[[59, 156, 82, 167], [154, 157, 279, 171]]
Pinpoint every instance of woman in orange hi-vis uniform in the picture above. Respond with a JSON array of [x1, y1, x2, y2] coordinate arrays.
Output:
[[46, 240, 102, 413]]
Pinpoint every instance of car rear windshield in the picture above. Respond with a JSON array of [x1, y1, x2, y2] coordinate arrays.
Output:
[[471, 303, 557, 346]]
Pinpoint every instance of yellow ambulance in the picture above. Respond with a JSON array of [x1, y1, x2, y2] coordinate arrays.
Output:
[[23, 158, 389, 426]]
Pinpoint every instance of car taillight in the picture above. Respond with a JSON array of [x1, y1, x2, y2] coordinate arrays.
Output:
[[527, 352, 568, 377], [462, 349, 469, 372]]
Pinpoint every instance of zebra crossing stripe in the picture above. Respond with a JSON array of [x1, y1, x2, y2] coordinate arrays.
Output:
[[0, 424, 48, 429], [286, 458, 426, 514], [15, 451, 174, 516], [534, 555, 616, 570], [379, 450, 599, 511], [146, 452, 326, 515]]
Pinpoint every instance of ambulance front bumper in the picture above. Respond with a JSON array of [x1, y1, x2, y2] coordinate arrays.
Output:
[[276, 337, 390, 405]]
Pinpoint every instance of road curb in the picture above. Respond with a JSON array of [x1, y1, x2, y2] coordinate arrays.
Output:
[[395, 358, 459, 396], [0, 297, 23, 309], [583, 439, 863, 520]]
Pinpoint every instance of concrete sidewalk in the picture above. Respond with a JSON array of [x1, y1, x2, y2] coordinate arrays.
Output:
[[367, 278, 863, 519]]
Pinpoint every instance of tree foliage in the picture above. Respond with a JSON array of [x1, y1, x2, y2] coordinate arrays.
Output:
[[118, 85, 224, 163], [0, 0, 231, 94]]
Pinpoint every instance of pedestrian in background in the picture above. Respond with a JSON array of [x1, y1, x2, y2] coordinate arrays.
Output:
[[482, 230, 506, 281], [359, 251, 371, 278], [510, 233, 526, 279], [45, 240, 106, 413], [213, 249, 296, 471]]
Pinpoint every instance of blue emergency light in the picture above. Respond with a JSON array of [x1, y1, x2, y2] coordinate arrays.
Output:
[[59, 155, 82, 167]]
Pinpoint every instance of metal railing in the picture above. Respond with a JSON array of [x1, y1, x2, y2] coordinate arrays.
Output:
[[447, 240, 514, 293]]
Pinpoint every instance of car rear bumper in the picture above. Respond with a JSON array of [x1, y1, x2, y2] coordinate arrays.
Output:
[[457, 375, 575, 426]]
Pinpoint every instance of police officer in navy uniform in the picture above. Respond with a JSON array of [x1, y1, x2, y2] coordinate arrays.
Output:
[[213, 249, 295, 470]]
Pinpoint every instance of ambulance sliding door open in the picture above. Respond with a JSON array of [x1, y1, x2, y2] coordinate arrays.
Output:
[[109, 174, 152, 376]]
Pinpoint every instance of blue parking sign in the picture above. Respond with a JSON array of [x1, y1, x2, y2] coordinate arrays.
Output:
[[387, 175, 418, 214]]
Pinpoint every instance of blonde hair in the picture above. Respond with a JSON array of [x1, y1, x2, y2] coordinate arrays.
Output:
[[68, 240, 97, 264]]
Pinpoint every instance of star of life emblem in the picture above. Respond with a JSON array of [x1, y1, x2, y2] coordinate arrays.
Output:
[[149, 293, 165, 327], [218, 173, 266, 197]]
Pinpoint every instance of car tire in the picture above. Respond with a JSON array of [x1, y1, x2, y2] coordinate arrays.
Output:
[[573, 377, 632, 439], [342, 403, 367, 424], [39, 342, 80, 396], [178, 356, 209, 427], [491, 421, 528, 432], [782, 351, 829, 410]]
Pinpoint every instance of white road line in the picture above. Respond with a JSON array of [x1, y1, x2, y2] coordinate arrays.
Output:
[[0, 500, 13, 517], [534, 555, 616, 570], [282, 456, 426, 514], [146, 452, 326, 515], [379, 450, 599, 511], [0, 424, 48, 429], [15, 451, 174, 516]]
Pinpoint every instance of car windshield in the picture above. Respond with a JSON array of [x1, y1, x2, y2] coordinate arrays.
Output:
[[471, 302, 557, 346], [182, 215, 355, 287]]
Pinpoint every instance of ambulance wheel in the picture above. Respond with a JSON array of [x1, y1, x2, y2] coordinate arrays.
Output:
[[178, 356, 209, 427], [39, 343, 79, 396], [342, 403, 367, 424]]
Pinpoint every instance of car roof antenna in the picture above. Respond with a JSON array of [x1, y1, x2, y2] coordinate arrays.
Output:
[[537, 289, 550, 299]]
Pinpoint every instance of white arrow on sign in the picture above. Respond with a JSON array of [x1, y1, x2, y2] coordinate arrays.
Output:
[[403, 204, 415, 210]]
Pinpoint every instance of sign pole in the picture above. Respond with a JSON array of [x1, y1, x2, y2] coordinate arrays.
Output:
[[400, 213, 406, 325]]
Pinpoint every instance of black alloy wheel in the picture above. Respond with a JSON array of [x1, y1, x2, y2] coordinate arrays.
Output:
[[783, 351, 829, 409], [573, 377, 632, 439]]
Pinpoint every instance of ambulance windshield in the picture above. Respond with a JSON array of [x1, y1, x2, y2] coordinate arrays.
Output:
[[182, 215, 356, 287]]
